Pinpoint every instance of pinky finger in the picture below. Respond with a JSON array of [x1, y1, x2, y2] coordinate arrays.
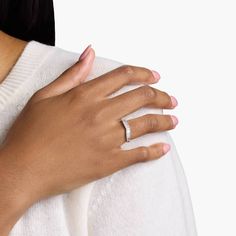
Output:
[[116, 143, 171, 169]]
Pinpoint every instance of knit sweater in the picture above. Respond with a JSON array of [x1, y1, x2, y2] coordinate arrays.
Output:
[[0, 41, 197, 236]]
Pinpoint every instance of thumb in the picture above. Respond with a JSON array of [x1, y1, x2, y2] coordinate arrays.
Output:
[[32, 45, 95, 102]]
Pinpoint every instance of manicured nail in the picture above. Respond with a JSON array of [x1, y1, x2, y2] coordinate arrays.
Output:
[[171, 115, 179, 126], [170, 96, 178, 107], [151, 70, 161, 82], [79, 44, 92, 61], [163, 144, 171, 154]]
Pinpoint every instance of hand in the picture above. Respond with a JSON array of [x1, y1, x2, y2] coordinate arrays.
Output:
[[0, 45, 178, 234]]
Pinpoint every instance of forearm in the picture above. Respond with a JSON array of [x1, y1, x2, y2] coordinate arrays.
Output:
[[0, 148, 31, 236]]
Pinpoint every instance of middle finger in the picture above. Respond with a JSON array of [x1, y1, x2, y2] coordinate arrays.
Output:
[[107, 85, 177, 119]]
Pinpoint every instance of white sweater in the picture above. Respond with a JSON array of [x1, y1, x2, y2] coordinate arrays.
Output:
[[0, 41, 197, 236]]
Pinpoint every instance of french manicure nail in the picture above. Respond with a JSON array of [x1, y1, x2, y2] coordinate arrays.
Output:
[[171, 115, 179, 126], [170, 96, 178, 107], [151, 70, 161, 82], [79, 44, 92, 61], [163, 144, 171, 154]]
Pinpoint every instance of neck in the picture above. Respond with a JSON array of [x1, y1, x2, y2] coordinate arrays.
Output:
[[0, 31, 27, 84]]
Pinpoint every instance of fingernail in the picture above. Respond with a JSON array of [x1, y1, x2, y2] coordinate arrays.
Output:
[[151, 70, 161, 82], [79, 44, 92, 61], [162, 144, 171, 154], [170, 96, 178, 107], [171, 115, 179, 126]]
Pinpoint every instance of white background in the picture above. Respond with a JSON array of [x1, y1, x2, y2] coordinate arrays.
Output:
[[54, 1, 236, 235]]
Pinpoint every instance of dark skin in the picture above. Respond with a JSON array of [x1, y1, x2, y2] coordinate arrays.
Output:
[[0, 31, 178, 235]]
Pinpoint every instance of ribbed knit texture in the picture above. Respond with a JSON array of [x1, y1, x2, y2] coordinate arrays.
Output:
[[0, 41, 197, 236]]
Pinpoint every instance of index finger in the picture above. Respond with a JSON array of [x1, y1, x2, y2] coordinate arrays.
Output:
[[79, 65, 160, 98]]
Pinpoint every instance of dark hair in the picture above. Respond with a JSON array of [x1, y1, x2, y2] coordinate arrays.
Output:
[[0, 0, 55, 46]]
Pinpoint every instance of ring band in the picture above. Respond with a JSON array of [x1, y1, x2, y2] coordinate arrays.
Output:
[[121, 118, 131, 142]]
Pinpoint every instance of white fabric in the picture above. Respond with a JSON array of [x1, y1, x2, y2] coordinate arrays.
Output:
[[0, 41, 197, 236]]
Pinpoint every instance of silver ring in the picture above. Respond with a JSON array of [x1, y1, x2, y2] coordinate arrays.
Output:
[[121, 118, 131, 142]]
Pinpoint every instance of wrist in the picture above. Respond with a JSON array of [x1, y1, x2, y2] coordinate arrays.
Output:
[[0, 147, 34, 235]]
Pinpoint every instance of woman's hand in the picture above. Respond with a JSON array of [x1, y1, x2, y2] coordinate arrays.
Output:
[[0, 46, 178, 234]]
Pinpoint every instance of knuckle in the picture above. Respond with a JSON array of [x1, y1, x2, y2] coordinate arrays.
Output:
[[140, 85, 156, 100], [144, 115, 159, 131], [138, 146, 150, 161], [120, 65, 135, 77]]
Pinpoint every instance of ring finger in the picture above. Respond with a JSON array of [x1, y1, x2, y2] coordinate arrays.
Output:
[[116, 114, 178, 143]]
